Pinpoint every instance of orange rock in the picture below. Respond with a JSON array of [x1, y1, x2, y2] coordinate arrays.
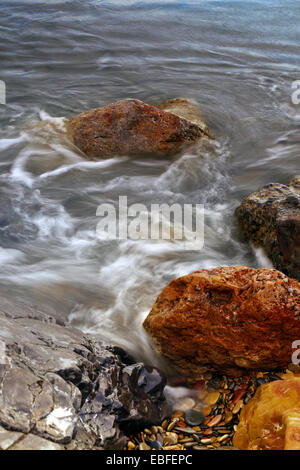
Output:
[[233, 377, 300, 450], [67, 98, 207, 159], [143, 266, 300, 377]]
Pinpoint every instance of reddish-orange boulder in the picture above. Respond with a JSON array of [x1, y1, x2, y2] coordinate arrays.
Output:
[[233, 377, 300, 450], [67, 98, 208, 159], [143, 266, 300, 377]]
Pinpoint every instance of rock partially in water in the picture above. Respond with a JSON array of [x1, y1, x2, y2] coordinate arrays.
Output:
[[233, 377, 300, 450], [156, 98, 214, 138], [143, 265, 300, 377], [67, 98, 210, 159], [235, 177, 300, 281], [0, 296, 167, 450]]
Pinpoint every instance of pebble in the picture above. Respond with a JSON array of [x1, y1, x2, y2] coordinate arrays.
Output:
[[164, 432, 178, 445], [200, 438, 212, 444], [145, 438, 163, 450], [127, 441, 135, 450], [206, 391, 220, 405], [202, 405, 212, 416], [128, 365, 294, 451], [232, 400, 243, 414], [183, 409, 205, 426], [139, 442, 150, 451], [218, 434, 230, 443], [207, 414, 222, 427], [167, 418, 179, 431], [162, 419, 168, 430], [164, 445, 184, 450]]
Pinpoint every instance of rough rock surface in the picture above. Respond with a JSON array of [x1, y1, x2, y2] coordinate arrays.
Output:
[[67, 98, 209, 159], [233, 377, 300, 450], [156, 98, 213, 138], [143, 266, 300, 377], [235, 177, 300, 281], [0, 297, 167, 450]]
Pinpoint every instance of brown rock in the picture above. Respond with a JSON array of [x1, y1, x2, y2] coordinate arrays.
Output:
[[235, 177, 300, 281], [67, 98, 208, 159], [156, 98, 214, 138], [143, 266, 300, 377], [233, 377, 300, 450]]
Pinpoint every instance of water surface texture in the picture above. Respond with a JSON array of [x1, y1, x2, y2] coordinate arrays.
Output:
[[0, 0, 299, 370]]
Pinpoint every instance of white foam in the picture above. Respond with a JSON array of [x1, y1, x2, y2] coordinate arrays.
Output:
[[251, 244, 274, 269], [39, 156, 128, 180]]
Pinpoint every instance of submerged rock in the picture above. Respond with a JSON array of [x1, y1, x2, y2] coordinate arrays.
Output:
[[233, 377, 300, 450], [235, 177, 300, 281], [143, 266, 300, 377], [0, 296, 167, 450], [67, 98, 210, 159]]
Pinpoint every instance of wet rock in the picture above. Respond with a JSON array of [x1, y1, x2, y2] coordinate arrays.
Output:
[[156, 98, 213, 138], [233, 377, 300, 450], [235, 177, 300, 281], [10, 433, 63, 451], [143, 265, 300, 377], [183, 410, 205, 427], [0, 425, 24, 450], [67, 98, 210, 159], [0, 296, 167, 450]]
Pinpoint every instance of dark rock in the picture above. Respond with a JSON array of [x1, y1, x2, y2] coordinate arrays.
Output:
[[67, 98, 210, 160], [145, 438, 163, 449], [143, 265, 300, 377], [235, 177, 300, 281], [0, 296, 167, 450], [183, 410, 205, 426]]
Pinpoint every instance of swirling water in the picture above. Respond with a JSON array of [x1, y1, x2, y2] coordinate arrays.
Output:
[[0, 0, 299, 371]]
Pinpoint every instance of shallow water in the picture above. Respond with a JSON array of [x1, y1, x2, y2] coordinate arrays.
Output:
[[0, 0, 299, 371]]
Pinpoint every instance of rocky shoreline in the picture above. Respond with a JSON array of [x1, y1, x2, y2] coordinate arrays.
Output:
[[126, 365, 300, 451], [1, 98, 299, 450], [0, 297, 167, 450]]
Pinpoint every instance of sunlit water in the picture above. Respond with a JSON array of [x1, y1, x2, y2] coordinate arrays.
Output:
[[0, 0, 299, 372]]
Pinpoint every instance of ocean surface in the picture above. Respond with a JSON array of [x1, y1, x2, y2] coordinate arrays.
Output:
[[0, 0, 299, 371]]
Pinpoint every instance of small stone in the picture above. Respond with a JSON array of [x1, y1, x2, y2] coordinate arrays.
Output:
[[183, 409, 205, 427], [224, 411, 233, 424], [207, 414, 223, 427], [218, 434, 230, 443], [202, 405, 212, 416], [174, 426, 197, 434], [184, 441, 199, 448], [139, 442, 151, 450], [164, 444, 184, 450], [256, 378, 266, 386], [200, 438, 212, 445], [127, 441, 136, 450], [232, 389, 246, 405], [179, 438, 194, 443], [232, 400, 243, 414], [206, 391, 220, 406], [162, 419, 168, 430], [145, 438, 163, 450], [163, 432, 178, 446], [167, 419, 179, 431]]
